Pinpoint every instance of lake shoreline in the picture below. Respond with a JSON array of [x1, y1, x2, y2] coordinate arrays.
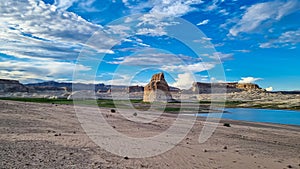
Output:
[[1, 100, 300, 169]]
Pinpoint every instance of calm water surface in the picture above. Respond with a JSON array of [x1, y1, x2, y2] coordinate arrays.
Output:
[[196, 108, 300, 126]]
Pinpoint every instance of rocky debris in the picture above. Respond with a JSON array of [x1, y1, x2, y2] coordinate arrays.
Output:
[[0, 79, 28, 93], [143, 73, 173, 102]]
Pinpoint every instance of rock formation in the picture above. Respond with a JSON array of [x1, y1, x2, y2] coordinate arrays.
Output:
[[0, 79, 28, 92], [127, 85, 144, 93], [236, 83, 260, 90], [143, 73, 173, 102], [191, 82, 261, 94]]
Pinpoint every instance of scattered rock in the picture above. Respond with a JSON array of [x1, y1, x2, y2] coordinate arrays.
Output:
[[141, 164, 148, 168], [133, 112, 137, 116], [223, 123, 231, 127], [54, 133, 61, 136]]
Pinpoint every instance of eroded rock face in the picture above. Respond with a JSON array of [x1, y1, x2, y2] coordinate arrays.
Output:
[[191, 82, 261, 94], [236, 83, 260, 90], [127, 85, 144, 93], [143, 73, 173, 102], [0, 79, 28, 92]]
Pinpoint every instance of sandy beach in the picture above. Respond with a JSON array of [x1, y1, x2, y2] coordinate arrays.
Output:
[[1, 100, 300, 169]]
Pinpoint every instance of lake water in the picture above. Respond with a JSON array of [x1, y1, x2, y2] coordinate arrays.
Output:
[[196, 108, 300, 126]]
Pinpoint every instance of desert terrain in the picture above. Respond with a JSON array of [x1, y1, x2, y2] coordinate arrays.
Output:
[[1, 100, 299, 169]]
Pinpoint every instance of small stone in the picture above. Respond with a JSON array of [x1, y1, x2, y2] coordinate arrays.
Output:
[[110, 109, 116, 113], [223, 123, 231, 127], [124, 156, 129, 160], [287, 165, 292, 168], [223, 146, 228, 150]]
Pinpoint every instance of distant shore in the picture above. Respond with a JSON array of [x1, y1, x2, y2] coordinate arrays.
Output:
[[0, 97, 299, 111]]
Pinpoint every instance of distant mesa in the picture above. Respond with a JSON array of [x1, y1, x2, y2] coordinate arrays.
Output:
[[127, 85, 144, 93], [0, 79, 28, 92], [191, 82, 261, 94], [143, 72, 173, 102]]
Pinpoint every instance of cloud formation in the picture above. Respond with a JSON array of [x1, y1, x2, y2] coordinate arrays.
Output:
[[265, 86, 273, 91], [0, 58, 90, 83], [0, 0, 103, 61], [229, 0, 300, 36], [238, 77, 261, 84], [197, 19, 209, 26], [171, 72, 195, 89], [260, 29, 300, 48]]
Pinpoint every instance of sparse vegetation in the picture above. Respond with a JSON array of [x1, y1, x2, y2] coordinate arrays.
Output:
[[1, 97, 299, 112]]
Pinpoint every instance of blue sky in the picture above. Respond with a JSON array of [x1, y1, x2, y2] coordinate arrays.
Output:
[[0, 0, 299, 91]]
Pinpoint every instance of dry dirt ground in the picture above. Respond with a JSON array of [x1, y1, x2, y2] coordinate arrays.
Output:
[[0, 100, 300, 169]]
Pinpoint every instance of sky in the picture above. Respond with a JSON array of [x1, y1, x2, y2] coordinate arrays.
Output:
[[0, 0, 299, 91]]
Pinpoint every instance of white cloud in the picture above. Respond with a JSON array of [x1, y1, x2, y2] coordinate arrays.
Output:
[[218, 9, 229, 16], [161, 62, 215, 73], [229, 0, 300, 36], [197, 19, 209, 26], [107, 74, 131, 86], [203, 52, 233, 61], [171, 72, 195, 89], [54, 0, 79, 11], [233, 49, 251, 53], [265, 86, 273, 91], [0, 0, 110, 61], [109, 50, 200, 66], [133, 0, 204, 36], [136, 27, 168, 36], [259, 29, 300, 48], [0, 59, 90, 83], [238, 77, 261, 84], [76, 0, 101, 12], [205, 0, 219, 11]]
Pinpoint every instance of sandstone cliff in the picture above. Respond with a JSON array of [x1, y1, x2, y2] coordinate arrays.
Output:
[[191, 82, 261, 94], [143, 73, 173, 102]]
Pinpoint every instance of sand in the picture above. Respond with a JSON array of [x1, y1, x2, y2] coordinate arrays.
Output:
[[0, 100, 300, 169]]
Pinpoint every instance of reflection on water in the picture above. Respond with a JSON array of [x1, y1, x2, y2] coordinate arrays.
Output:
[[197, 108, 300, 126]]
